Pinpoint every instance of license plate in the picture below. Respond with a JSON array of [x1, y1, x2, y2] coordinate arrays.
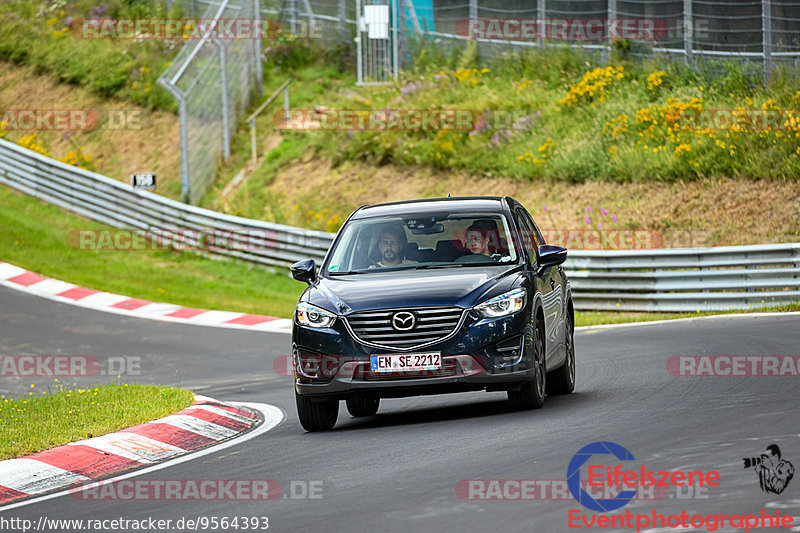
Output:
[[370, 353, 441, 373]]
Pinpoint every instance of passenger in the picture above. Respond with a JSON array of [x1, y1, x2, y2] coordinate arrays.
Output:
[[464, 220, 500, 258], [371, 225, 416, 267]]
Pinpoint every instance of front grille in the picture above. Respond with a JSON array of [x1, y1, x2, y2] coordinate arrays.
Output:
[[345, 307, 464, 350]]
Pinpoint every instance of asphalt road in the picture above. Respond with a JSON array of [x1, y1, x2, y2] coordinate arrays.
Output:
[[2, 284, 800, 533]]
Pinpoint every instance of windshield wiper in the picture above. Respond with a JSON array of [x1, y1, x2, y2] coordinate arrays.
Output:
[[328, 269, 372, 276], [412, 263, 464, 269]]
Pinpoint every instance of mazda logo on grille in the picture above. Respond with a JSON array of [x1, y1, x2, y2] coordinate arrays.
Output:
[[392, 311, 416, 331]]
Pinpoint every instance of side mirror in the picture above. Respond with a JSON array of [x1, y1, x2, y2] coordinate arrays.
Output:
[[537, 244, 567, 268], [290, 259, 316, 284]]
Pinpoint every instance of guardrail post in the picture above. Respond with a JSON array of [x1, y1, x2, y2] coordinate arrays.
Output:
[[762, 0, 772, 85], [684, 0, 693, 66]]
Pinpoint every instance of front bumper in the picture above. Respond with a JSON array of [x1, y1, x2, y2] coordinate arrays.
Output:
[[292, 307, 533, 399]]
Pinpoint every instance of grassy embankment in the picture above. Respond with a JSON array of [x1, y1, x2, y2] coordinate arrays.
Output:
[[1, 383, 194, 460]]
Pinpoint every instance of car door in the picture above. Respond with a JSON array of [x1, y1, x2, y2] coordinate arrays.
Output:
[[515, 206, 565, 366], [512, 206, 558, 368]]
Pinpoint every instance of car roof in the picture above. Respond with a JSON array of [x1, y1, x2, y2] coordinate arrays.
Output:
[[350, 196, 513, 220]]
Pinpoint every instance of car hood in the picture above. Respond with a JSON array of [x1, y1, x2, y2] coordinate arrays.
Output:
[[308, 265, 523, 313]]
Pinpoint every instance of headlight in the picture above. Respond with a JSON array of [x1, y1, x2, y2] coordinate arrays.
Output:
[[474, 288, 527, 318], [296, 302, 337, 328]]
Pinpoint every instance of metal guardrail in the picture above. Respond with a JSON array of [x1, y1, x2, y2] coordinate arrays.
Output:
[[0, 139, 332, 268], [1, 138, 798, 312], [564, 245, 800, 312]]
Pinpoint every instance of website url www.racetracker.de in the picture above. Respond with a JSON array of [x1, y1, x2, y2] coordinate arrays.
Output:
[[1, 516, 270, 532]]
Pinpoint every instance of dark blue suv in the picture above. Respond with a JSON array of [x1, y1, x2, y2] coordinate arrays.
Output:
[[290, 197, 574, 431]]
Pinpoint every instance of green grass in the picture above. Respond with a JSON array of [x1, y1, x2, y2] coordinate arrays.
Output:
[[575, 304, 800, 327], [4, 180, 798, 327], [0, 183, 305, 317], [0, 383, 194, 460]]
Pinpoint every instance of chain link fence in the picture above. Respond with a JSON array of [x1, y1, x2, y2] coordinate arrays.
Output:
[[158, 0, 262, 205], [280, 0, 799, 81]]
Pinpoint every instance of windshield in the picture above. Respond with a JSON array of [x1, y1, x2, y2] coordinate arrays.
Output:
[[325, 212, 519, 275]]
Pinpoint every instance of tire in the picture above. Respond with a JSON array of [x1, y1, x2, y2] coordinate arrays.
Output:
[[346, 395, 380, 417], [547, 310, 576, 395], [508, 320, 546, 410], [295, 391, 339, 431]]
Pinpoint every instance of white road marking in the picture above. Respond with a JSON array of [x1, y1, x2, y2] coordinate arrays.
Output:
[[69, 433, 186, 463], [0, 459, 88, 495], [155, 414, 239, 441]]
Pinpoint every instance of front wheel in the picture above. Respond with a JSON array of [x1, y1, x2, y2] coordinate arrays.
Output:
[[508, 321, 546, 410], [295, 392, 339, 431], [547, 310, 575, 395], [346, 395, 380, 417]]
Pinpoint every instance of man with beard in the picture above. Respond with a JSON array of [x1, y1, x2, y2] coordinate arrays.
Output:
[[370, 224, 415, 268]]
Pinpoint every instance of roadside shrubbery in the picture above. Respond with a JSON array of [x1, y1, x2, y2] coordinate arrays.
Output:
[[306, 42, 800, 183], [2, 128, 97, 170], [0, 0, 182, 110]]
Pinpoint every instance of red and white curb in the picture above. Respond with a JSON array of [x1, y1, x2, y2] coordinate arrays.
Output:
[[0, 261, 293, 334], [0, 395, 267, 506]]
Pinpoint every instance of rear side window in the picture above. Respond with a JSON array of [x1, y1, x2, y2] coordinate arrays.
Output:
[[513, 208, 540, 264]]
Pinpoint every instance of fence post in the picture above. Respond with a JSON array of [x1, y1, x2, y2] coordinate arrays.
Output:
[[397, 0, 406, 71], [537, 0, 545, 49], [292, 0, 298, 34], [254, 0, 263, 94], [284, 84, 290, 125], [178, 97, 190, 203], [762, 0, 772, 85], [469, 0, 477, 38], [683, 0, 693, 66], [339, 0, 347, 45], [356, 0, 363, 84], [217, 41, 231, 160], [605, 0, 616, 64], [392, 0, 399, 79]]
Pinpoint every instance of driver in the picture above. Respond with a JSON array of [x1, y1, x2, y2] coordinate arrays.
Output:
[[371, 225, 416, 268]]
